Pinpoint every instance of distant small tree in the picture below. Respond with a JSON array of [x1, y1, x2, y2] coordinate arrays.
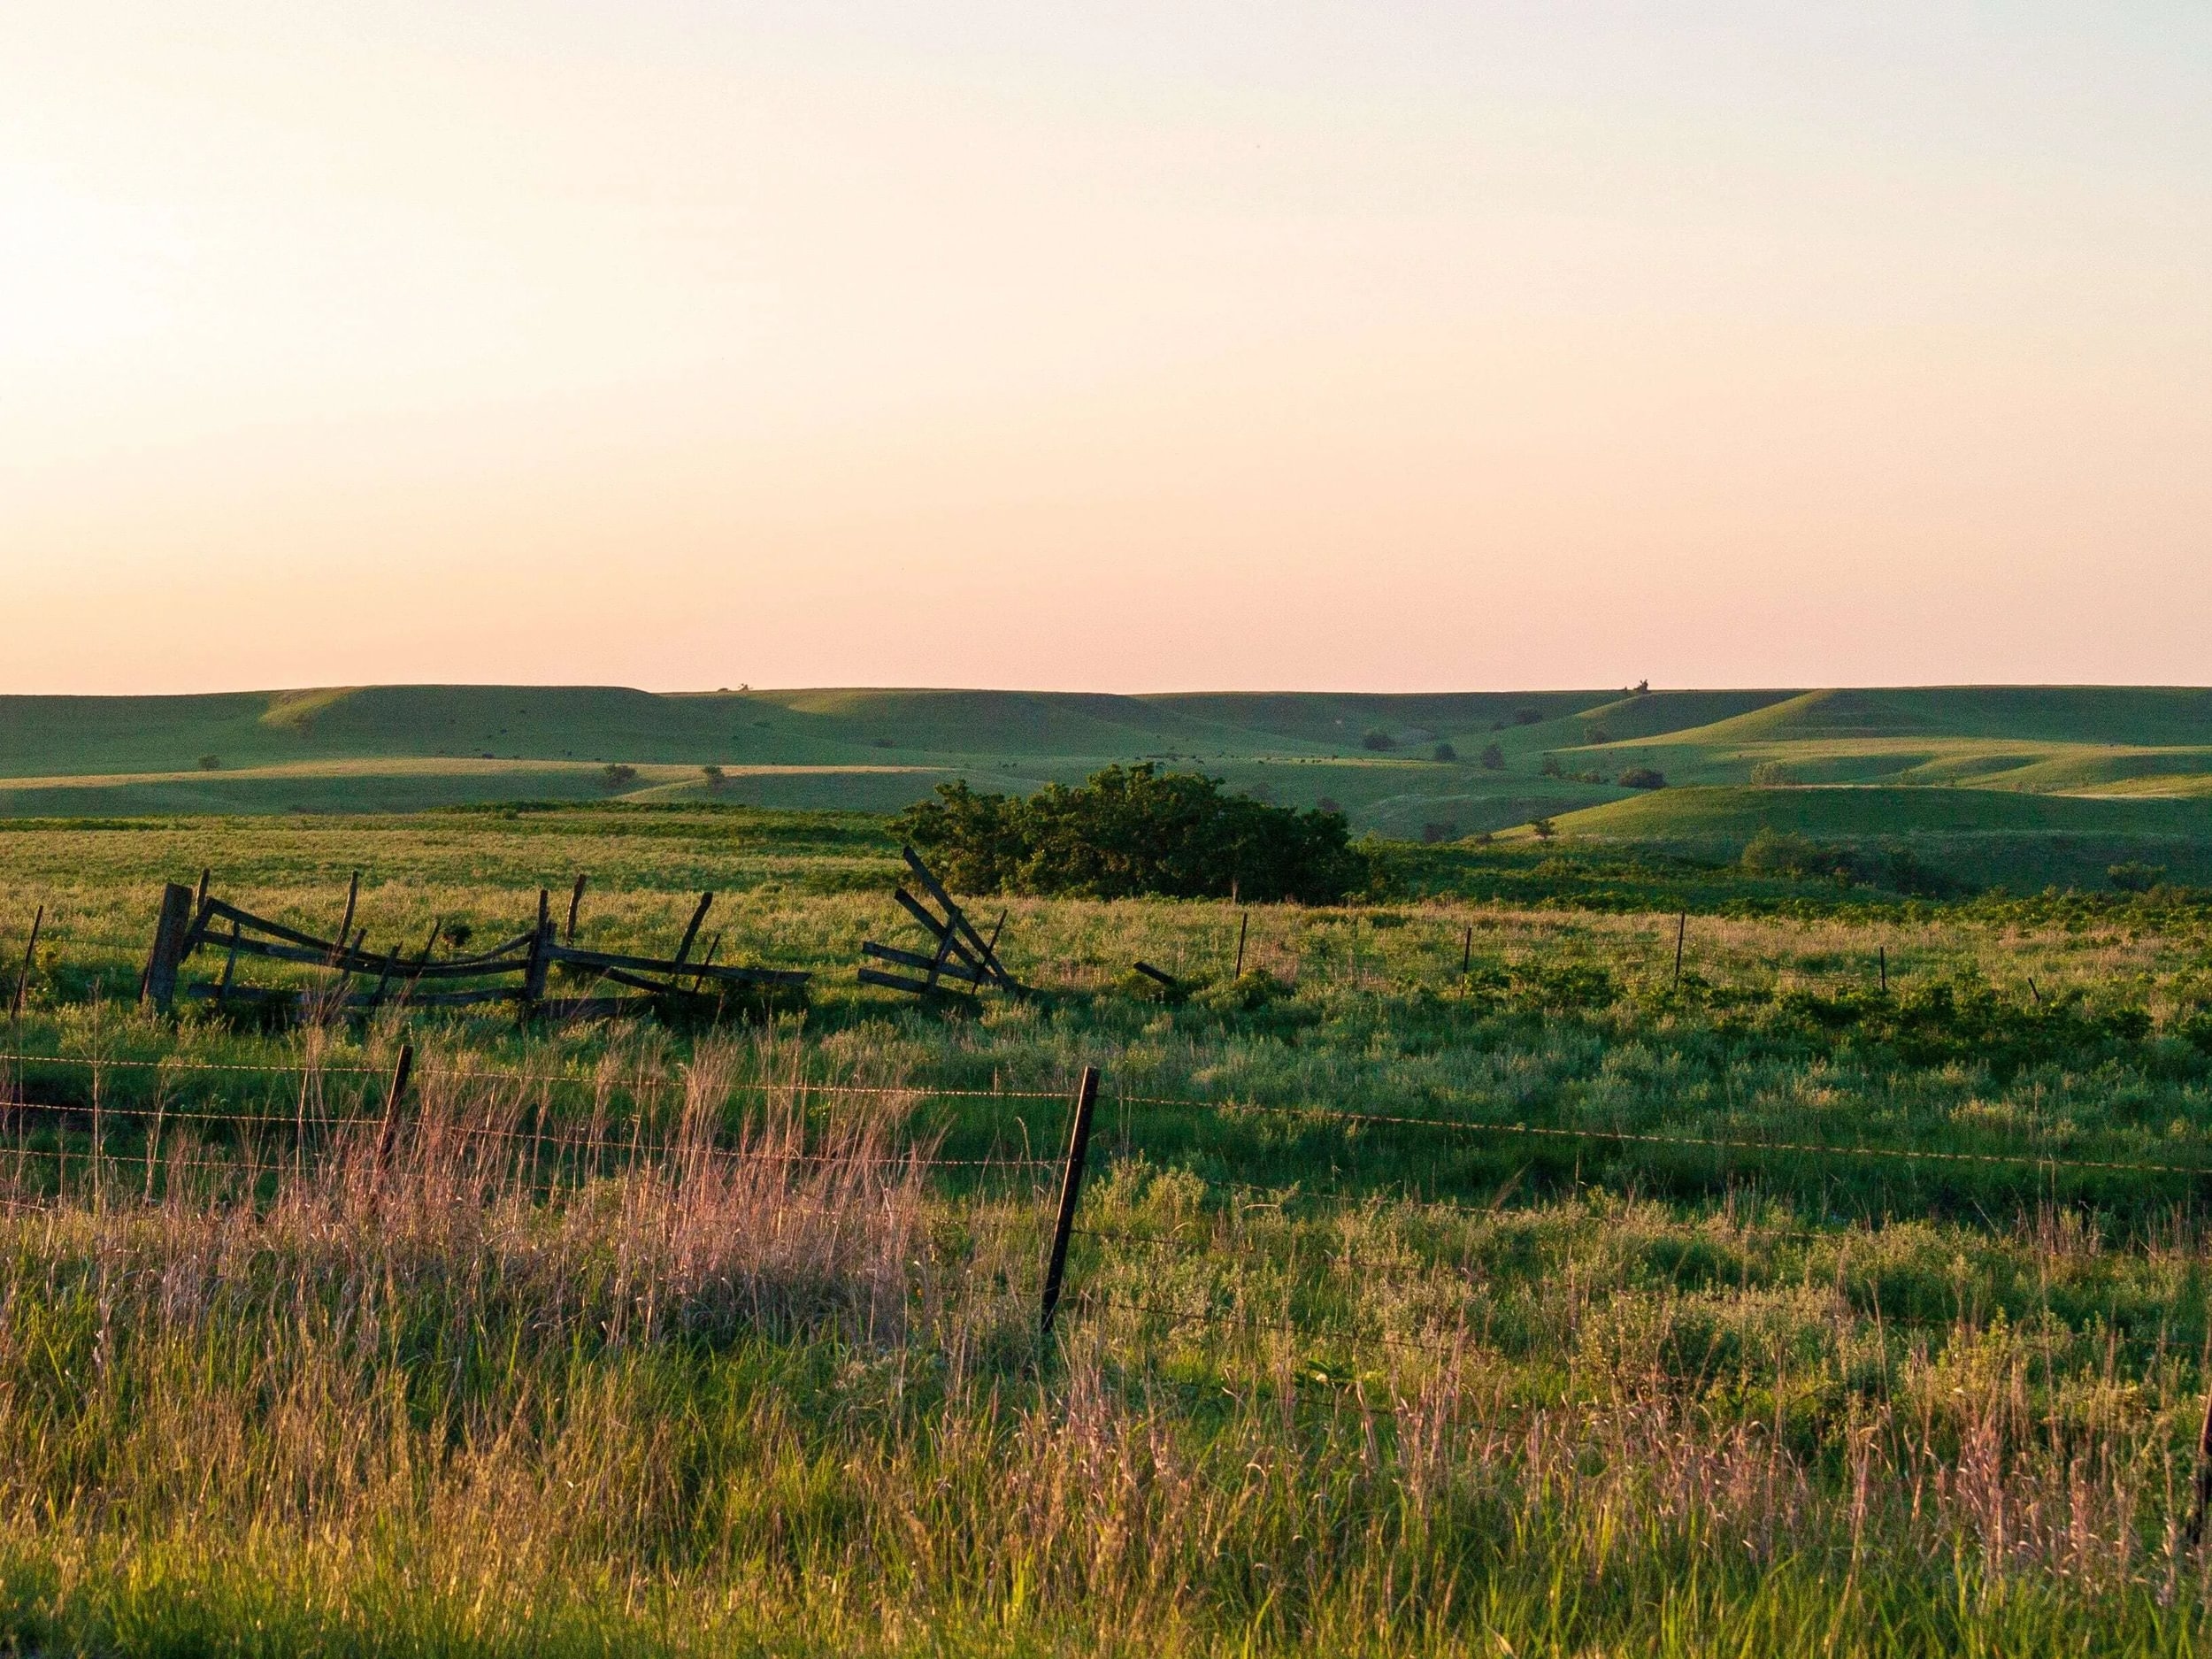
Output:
[[1316, 796, 1344, 816], [1583, 724, 1613, 746], [1513, 708, 1543, 726], [2108, 861, 2166, 894], [1634, 679, 1649, 694], [1540, 754, 1563, 778], [603, 763, 638, 790], [1617, 766, 1665, 789], [1749, 761, 1795, 787], [701, 764, 726, 793], [1420, 821, 1458, 844], [1361, 729, 1396, 752], [1479, 742, 1505, 771], [442, 920, 474, 950], [197, 755, 221, 771], [1530, 817, 1555, 840], [1432, 741, 1457, 763]]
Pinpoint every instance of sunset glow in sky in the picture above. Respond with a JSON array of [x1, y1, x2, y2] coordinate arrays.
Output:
[[5, 3, 2208, 694]]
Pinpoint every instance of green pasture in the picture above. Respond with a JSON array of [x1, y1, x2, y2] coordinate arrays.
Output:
[[2, 807, 2212, 1651]]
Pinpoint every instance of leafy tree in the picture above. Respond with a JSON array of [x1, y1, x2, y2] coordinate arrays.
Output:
[[196, 755, 221, 771], [1420, 821, 1458, 844], [895, 764, 1371, 902], [1361, 729, 1396, 752], [1513, 708, 1542, 726], [602, 763, 638, 790], [1432, 741, 1457, 763], [1617, 766, 1665, 789], [2108, 862, 2166, 893], [1479, 742, 1505, 771], [1749, 761, 1795, 787], [1540, 754, 1563, 778], [701, 764, 726, 792], [1529, 817, 1556, 840]]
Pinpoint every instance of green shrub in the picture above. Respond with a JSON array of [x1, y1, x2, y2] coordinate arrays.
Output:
[[1513, 707, 1542, 726], [1741, 828, 1851, 881], [196, 755, 220, 771], [1749, 761, 1796, 787], [602, 763, 639, 790], [701, 764, 726, 792], [2109, 861, 2166, 893], [1617, 766, 1665, 789], [1361, 730, 1396, 752], [1432, 741, 1457, 763], [1480, 742, 1505, 770], [893, 764, 1370, 902]]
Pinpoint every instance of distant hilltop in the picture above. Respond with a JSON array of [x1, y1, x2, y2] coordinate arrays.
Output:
[[0, 687, 2208, 854]]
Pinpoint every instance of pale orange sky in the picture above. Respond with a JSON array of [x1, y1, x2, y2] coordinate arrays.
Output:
[[4, 3, 2208, 694]]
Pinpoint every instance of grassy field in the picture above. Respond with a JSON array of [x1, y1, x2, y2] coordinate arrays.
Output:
[[3, 805, 2212, 1651], [9, 686, 2210, 890]]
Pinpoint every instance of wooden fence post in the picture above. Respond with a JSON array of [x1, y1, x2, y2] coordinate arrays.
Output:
[[1234, 910, 1248, 979], [142, 883, 196, 1012], [565, 874, 588, 942], [333, 872, 360, 965], [1672, 912, 1687, 988], [521, 889, 552, 1012], [1039, 1064, 1101, 1340], [1878, 945, 1887, 994]]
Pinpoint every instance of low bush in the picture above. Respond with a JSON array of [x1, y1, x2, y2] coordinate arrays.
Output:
[[1361, 730, 1396, 752], [1480, 742, 1506, 770], [894, 764, 1371, 902], [1741, 828, 1958, 897], [1617, 767, 1665, 789]]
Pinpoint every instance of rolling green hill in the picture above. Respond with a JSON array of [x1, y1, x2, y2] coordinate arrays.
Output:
[[4, 683, 2209, 887]]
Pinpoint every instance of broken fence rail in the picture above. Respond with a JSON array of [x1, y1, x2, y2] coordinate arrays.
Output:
[[143, 880, 808, 1018]]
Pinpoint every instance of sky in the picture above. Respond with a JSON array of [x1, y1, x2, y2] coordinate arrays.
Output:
[[4, 2, 2208, 695]]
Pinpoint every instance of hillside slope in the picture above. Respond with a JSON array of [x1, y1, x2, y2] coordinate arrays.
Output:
[[4, 687, 2209, 879]]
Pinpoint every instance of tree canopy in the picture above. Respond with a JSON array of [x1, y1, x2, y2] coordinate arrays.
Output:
[[893, 764, 1370, 902]]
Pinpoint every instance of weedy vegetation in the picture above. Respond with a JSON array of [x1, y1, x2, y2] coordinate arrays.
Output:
[[3, 803, 2212, 1654]]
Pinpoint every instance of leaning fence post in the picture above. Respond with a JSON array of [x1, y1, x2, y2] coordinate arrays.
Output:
[[374, 1041, 414, 1179], [1039, 1064, 1101, 1340], [12, 904, 42, 1018], [1672, 911, 1687, 988], [142, 883, 196, 1012]]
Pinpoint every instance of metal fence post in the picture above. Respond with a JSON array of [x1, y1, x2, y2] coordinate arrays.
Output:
[[1039, 1064, 1101, 1340], [374, 1041, 414, 1179]]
